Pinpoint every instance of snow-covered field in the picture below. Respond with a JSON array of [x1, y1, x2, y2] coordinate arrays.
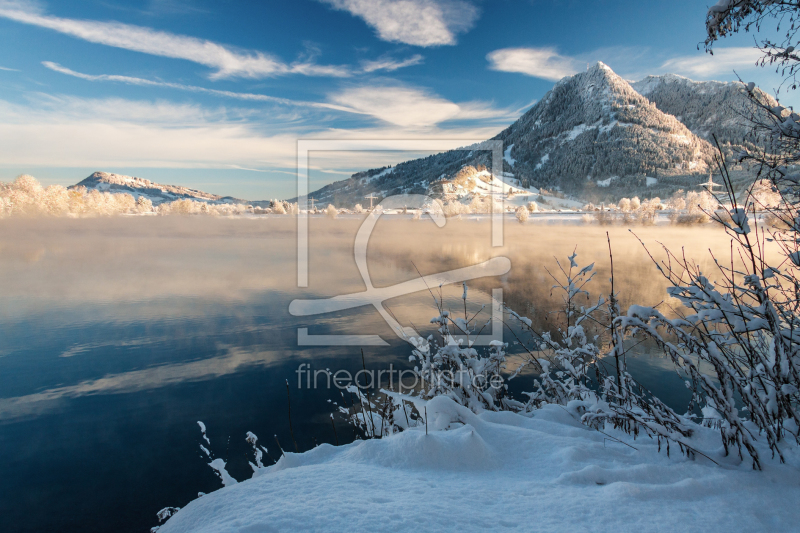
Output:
[[159, 396, 800, 533]]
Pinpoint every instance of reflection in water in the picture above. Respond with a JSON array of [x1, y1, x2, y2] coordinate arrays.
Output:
[[0, 216, 765, 533]]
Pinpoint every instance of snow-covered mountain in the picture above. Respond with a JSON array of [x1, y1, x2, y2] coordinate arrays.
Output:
[[74, 64, 767, 209], [500, 62, 714, 192], [630, 73, 775, 147], [70, 171, 250, 206], [305, 63, 728, 207]]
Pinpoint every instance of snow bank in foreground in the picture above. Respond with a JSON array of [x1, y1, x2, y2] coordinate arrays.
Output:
[[160, 397, 800, 533]]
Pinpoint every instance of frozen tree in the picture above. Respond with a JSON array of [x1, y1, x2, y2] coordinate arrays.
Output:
[[468, 195, 491, 214], [353, 203, 364, 214], [706, 1, 800, 94], [749, 178, 782, 210], [636, 197, 661, 225], [136, 196, 154, 214], [272, 201, 287, 215], [618, 197, 632, 212], [630, 196, 641, 210], [668, 189, 687, 211], [527, 201, 539, 213], [441, 200, 470, 217], [325, 204, 338, 218], [515, 205, 529, 223]]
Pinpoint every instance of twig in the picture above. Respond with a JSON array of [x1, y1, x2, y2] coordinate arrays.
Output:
[[330, 414, 339, 445], [273, 435, 285, 458]]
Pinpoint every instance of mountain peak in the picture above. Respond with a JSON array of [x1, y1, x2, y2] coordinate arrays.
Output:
[[589, 61, 611, 72], [299, 68, 747, 206], [70, 172, 248, 206]]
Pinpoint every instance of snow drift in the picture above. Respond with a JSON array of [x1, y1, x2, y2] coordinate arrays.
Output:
[[158, 396, 800, 533]]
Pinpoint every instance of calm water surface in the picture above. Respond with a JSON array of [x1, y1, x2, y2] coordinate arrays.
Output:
[[0, 216, 742, 532]]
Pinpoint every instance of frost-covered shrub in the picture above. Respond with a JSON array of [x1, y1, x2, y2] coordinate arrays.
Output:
[[354, 203, 364, 214], [515, 205, 529, 223], [527, 201, 539, 212], [272, 201, 287, 215], [325, 204, 338, 218], [442, 200, 470, 217], [136, 196, 154, 214], [668, 189, 687, 211], [749, 179, 781, 210], [593, 209, 614, 225], [636, 198, 660, 225], [469, 195, 491, 214]]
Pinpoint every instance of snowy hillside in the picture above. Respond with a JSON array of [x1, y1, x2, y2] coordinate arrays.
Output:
[[70, 172, 250, 206], [157, 396, 800, 533]]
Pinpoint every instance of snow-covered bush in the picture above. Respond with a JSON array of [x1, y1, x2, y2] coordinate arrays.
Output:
[[468, 195, 491, 214], [593, 209, 614, 225], [515, 205, 529, 223], [527, 201, 539, 213], [325, 204, 338, 218], [353, 203, 364, 214], [136, 196, 154, 214], [441, 200, 470, 217], [748, 179, 781, 210], [636, 197, 661, 225], [668, 189, 687, 211], [272, 201, 287, 215]]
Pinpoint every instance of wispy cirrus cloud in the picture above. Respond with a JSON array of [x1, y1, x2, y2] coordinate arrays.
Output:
[[319, 0, 479, 47], [0, 91, 509, 173], [486, 47, 580, 81], [42, 61, 358, 113], [0, 0, 349, 79], [361, 54, 424, 73], [328, 84, 519, 127], [44, 62, 517, 129], [657, 47, 763, 78]]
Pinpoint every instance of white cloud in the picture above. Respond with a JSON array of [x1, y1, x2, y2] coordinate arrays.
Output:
[[657, 47, 763, 78], [0, 95, 303, 169], [0, 1, 349, 79], [486, 47, 580, 81], [44, 62, 517, 129], [361, 54, 424, 72], [0, 65, 19, 71], [330, 85, 460, 126], [42, 61, 357, 114], [0, 91, 511, 172], [320, 0, 479, 47], [327, 84, 518, 127]]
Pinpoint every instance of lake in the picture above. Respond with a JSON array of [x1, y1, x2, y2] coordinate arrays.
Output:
[[0, 215, 744, 532]]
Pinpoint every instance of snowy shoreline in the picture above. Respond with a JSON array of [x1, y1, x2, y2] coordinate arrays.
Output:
[[158, 397, 800, 533]]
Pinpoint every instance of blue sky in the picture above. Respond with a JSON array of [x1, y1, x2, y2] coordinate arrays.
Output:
[[0, 0, 793, 200]]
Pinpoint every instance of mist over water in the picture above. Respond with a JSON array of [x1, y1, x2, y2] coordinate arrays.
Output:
[[0, 216, 757, 532]]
